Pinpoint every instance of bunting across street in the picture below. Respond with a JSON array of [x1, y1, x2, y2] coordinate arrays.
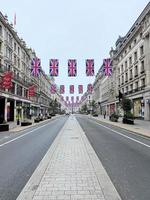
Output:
[[60, 85, 65, 94], [50, 84, 56, 94], [68, 59, 77, 76], [70, 85, 74, 94], [50, 59, 59, 76], [78, 85, 83, 94], [103, 58, 112, 76], [31, 57, 41, 77], [87, 83, 93, 94], [86, 59, 94, 76], [66, 96, 69, 101]]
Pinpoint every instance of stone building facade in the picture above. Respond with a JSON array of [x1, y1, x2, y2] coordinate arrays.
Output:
[[0, 12, 61, 123]]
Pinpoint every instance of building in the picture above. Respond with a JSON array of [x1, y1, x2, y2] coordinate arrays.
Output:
[[109, 2, 150, 120], [91, 2, 150, 120], [0, 12, 61, 123]]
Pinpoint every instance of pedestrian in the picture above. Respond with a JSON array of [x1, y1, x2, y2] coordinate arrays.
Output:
[[104, 111, 106, 119]]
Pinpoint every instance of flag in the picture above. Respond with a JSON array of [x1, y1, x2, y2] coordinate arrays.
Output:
[[60, 96, 64, 101], [14, 13, 16, 27], [50, 59, 59, 76], [87, 84, 93, 94], [78, 85, 83, 94], [70, 85, 74, 94], [86, 59, 94, 76], [50, 84, 56, 94], [28, 85, 36, 97], [66, 96, 69, 101], [103, 58, 112, 76], [60, 85, 65, 94], [31, 57, 41, 77], [71, 96, 74, 102], [1, 71, 13, 89], [68, 59, 77, 76]]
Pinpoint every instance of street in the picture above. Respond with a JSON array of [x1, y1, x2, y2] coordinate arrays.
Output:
[[76, 115, 150, 200], [0, 116, 68, 200], [0, 115, 150, 200]]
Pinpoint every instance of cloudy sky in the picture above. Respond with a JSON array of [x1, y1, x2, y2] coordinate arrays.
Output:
[[1, 0, 149, 100]]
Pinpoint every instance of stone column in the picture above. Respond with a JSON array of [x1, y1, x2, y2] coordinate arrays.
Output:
[[4, 97, 7, 122], [14, 100, 16, 121]]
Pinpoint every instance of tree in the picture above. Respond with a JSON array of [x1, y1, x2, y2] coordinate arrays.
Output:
[[121, 98, 133, 114], [89, 100, 97, 113], [49, 99, 60, 114], [80, 104, 88, 113]]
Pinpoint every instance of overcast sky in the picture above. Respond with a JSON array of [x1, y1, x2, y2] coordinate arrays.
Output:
[[1, 0, 149, 100]]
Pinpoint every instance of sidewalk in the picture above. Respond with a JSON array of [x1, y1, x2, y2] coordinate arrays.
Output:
[[17, 116, 121, 200], [8, 115, 61, 133], [91, 115, 150, 138]]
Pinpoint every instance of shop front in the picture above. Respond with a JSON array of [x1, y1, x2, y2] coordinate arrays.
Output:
[[133, 98, 144, 119]]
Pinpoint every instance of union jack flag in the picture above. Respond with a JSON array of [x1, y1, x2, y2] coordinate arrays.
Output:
[[31, 58, 41, 77], [70, 85, 74, 94], [86, 59, 94, 76], [76, 96, 79, 102], [50, 59, 59, 76], [78, 85, 83, 94], [71, 96, 74, 102], [103, 58, 112, 76], [87, 84, 93, 94], [60, 85, 65, 94], [50, 84, 56, 94], [66, 96, 69, 101], [68, 59, 77, 76], [60, 96, 64, 101]]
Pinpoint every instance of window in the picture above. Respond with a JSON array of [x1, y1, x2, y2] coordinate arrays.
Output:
[[140, 32, 143, 38], [134, 51, 138, 62], [122, 75, 124, 84], [134, 38, 137, 45], [141, 78, 145, 87], [140, 45, 144, 56], [121, 64, 124, 73], [129, 56, 132, 65], [118, 68, 120, 75], [122, 88, 124, 93], [0, 25, 2, 36], [130, 69, 133, 80], [141, 61, 144, 73], [134, 65, 138, 77], [129, 45, 131, 50], [130, 84, 133, 91], [135, 81, 138, 90], [18, 47, 20, 56], [125, 61, 128, 70], [125, 73, 128, 82], [14, 42, 16, 51]]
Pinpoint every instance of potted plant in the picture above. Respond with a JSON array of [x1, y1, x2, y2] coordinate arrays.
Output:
[[0, 120, 9, 132], [121, 98, 134, 124], [110, 112, 119, 122]]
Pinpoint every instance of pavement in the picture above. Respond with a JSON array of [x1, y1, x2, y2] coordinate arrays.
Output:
[[17, 115, 121, 200], [90, 115, 150, 138], [7, 115, 61, 133]]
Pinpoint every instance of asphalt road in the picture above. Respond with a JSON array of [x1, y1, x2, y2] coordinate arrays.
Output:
[[0, 116, 68, 200], [76, 115, 150, 200]]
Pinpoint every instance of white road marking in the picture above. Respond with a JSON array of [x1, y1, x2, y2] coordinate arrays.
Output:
[[88, 118, 150, 148], [0, 122, 53, 148]]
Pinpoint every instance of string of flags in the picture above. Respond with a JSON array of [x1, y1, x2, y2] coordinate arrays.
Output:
[[30, 58, 112, 77]]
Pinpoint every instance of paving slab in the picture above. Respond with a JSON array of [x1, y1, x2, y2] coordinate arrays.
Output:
[[17, 115, 121, 200]]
